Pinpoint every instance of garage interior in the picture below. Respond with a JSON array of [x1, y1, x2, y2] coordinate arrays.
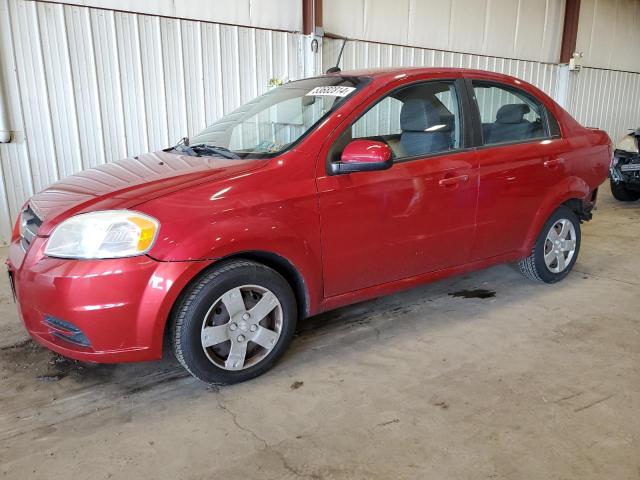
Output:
[[0, 0, 639, 478]]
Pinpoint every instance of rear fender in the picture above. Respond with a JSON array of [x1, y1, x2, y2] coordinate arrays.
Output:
[[521, 176, 590, 255]]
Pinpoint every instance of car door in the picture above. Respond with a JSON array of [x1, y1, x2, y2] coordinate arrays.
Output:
[[466, 79, 567, 260], [316, 78, 479, 298]]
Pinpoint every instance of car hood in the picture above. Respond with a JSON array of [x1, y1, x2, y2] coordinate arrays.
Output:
[[29, 150, 266, 235]]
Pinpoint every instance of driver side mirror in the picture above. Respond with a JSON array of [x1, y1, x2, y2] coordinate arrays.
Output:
[[331, 140, 393, 175]]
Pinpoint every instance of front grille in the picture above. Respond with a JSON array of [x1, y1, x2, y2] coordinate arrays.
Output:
[[20, 205, 42, 252], [617, 160, 640, 183]]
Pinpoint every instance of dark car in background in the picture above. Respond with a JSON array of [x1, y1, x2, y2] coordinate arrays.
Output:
[[610, 128, 640, 201]]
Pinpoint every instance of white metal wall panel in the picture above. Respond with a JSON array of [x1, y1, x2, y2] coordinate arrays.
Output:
[[1, 1, 635, 249], [37, 2, 83, 179], [201, 23, 225, 126], [0, 0, 28, 243], [49, 0, 303, 32], [324, 38, 563, 143], [287, 33, 304, 85], [0, 0, 309, 245], [323, 37, 640, 150], [515, 0, 564, 64], [161, 18, 189, 144], [247, 0, 302, 33], [138, 14, 169, 151], [219, 25, 242, 114], [238, 27, 258, 105], [323, 38, 561, 99], [566, 67, 640, 142], [0, 142, 31, 240], [409, 0, 454, 52], [255, 30, 275, 97], [0, 165, 12, 241], [9, 0, 59, 192], [65, 6, 107, 169], [114, 11, 148, 157], [91, 7, 127, 162], [324, 37, 640, 141], [323, 0, 566, 64], [181, 20, 206, 137], [576, 0, 640, 72], [272, 32, 289, 83]]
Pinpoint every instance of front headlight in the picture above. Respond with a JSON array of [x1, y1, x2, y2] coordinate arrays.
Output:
[[616, 134, 639, 154], [45, 210, 159, 259]]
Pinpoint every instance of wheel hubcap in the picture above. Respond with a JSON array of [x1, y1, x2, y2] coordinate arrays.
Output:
[[200, 285, 283, 371], [543, 219, 576, 273]]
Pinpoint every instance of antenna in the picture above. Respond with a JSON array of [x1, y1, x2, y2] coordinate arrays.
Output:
[[325, 37, 347, 74]]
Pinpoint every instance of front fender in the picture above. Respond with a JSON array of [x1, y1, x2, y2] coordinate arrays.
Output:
[[137, 162, 324, 316], [153, 217, 322, 316]]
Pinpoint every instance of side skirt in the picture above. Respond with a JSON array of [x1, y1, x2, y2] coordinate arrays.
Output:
[[321, 250, 523, 313]]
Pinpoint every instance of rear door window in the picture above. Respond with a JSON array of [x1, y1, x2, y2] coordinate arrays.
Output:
[[471, 81, 549, 146]]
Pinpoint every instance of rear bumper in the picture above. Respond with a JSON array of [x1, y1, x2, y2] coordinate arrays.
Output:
[[6, 237, 208, 363]]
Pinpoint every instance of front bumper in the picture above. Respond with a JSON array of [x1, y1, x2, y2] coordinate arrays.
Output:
[[6, 236, 208, 363], [610, 149, 640, 189]]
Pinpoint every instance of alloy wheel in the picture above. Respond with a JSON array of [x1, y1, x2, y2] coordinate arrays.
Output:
[[543, 219, 577, 273], [200, 285, 283, 371]]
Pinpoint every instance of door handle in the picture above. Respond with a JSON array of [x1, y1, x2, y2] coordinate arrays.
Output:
[[438, 175, 469, 187], [544, 157, 564, 169]]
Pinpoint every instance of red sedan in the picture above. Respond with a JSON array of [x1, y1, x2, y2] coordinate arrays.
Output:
[[6, 68, 611, 384]]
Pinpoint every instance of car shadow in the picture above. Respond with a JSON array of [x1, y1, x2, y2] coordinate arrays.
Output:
[[0, 262, 554, 402]]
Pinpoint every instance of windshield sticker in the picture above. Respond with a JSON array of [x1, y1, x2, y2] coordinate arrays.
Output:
[[306, 86, 356, 97]]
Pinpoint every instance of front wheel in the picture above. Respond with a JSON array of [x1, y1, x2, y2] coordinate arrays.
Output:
[[171, 260, 297, 384], [610, 179, 640, 202], [517, 205, 581, 283]]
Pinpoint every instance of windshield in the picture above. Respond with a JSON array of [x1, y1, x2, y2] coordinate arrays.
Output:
[[183, 76, 369, 158]]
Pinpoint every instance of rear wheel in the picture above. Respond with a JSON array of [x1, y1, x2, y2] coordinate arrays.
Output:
[[171, 260, 297, 384], [610, 179, 640, 202], [517, 205, 581, 283]]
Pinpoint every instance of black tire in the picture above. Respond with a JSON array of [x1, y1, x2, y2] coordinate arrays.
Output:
[[610, 179, 640, 202], [171, 259, 297, 384], [517, 205, 581, 284]]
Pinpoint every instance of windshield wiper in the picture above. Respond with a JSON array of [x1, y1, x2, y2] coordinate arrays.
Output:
[[173, 137, 199, 157], [189, 144, 240, 159], [172, 138, 240, 159]]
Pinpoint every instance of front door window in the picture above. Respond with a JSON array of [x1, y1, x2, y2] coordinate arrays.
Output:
[[340, 81, 462, 161]]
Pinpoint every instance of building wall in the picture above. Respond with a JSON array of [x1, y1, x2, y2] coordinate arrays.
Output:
[[42, 0, 302, 32], [566, 67, 640, 141], [323, 0, 566, 64], [322, 38, 561, 98], [323, 37, 640, 143], [0, 0, 315, 245], [1, 0, 640, 245], [576, 0, 640, 72]]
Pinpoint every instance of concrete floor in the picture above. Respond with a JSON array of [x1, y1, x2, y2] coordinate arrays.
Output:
[[0, 187, 638, 479]]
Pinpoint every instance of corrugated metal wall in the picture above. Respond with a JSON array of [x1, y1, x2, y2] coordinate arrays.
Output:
[[565, 67, 640, 142], [0, 1, 638, 246], [51, 0, 303, 32], [322, 38, 561, 99], [323, 0, 566, 64], [323, 37, 640, 144], [0, 0, 313, 244], [576, 0, 640, 72]]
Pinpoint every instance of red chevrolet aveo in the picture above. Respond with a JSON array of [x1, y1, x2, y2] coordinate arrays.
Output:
[[6, 68, 610, 384]]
